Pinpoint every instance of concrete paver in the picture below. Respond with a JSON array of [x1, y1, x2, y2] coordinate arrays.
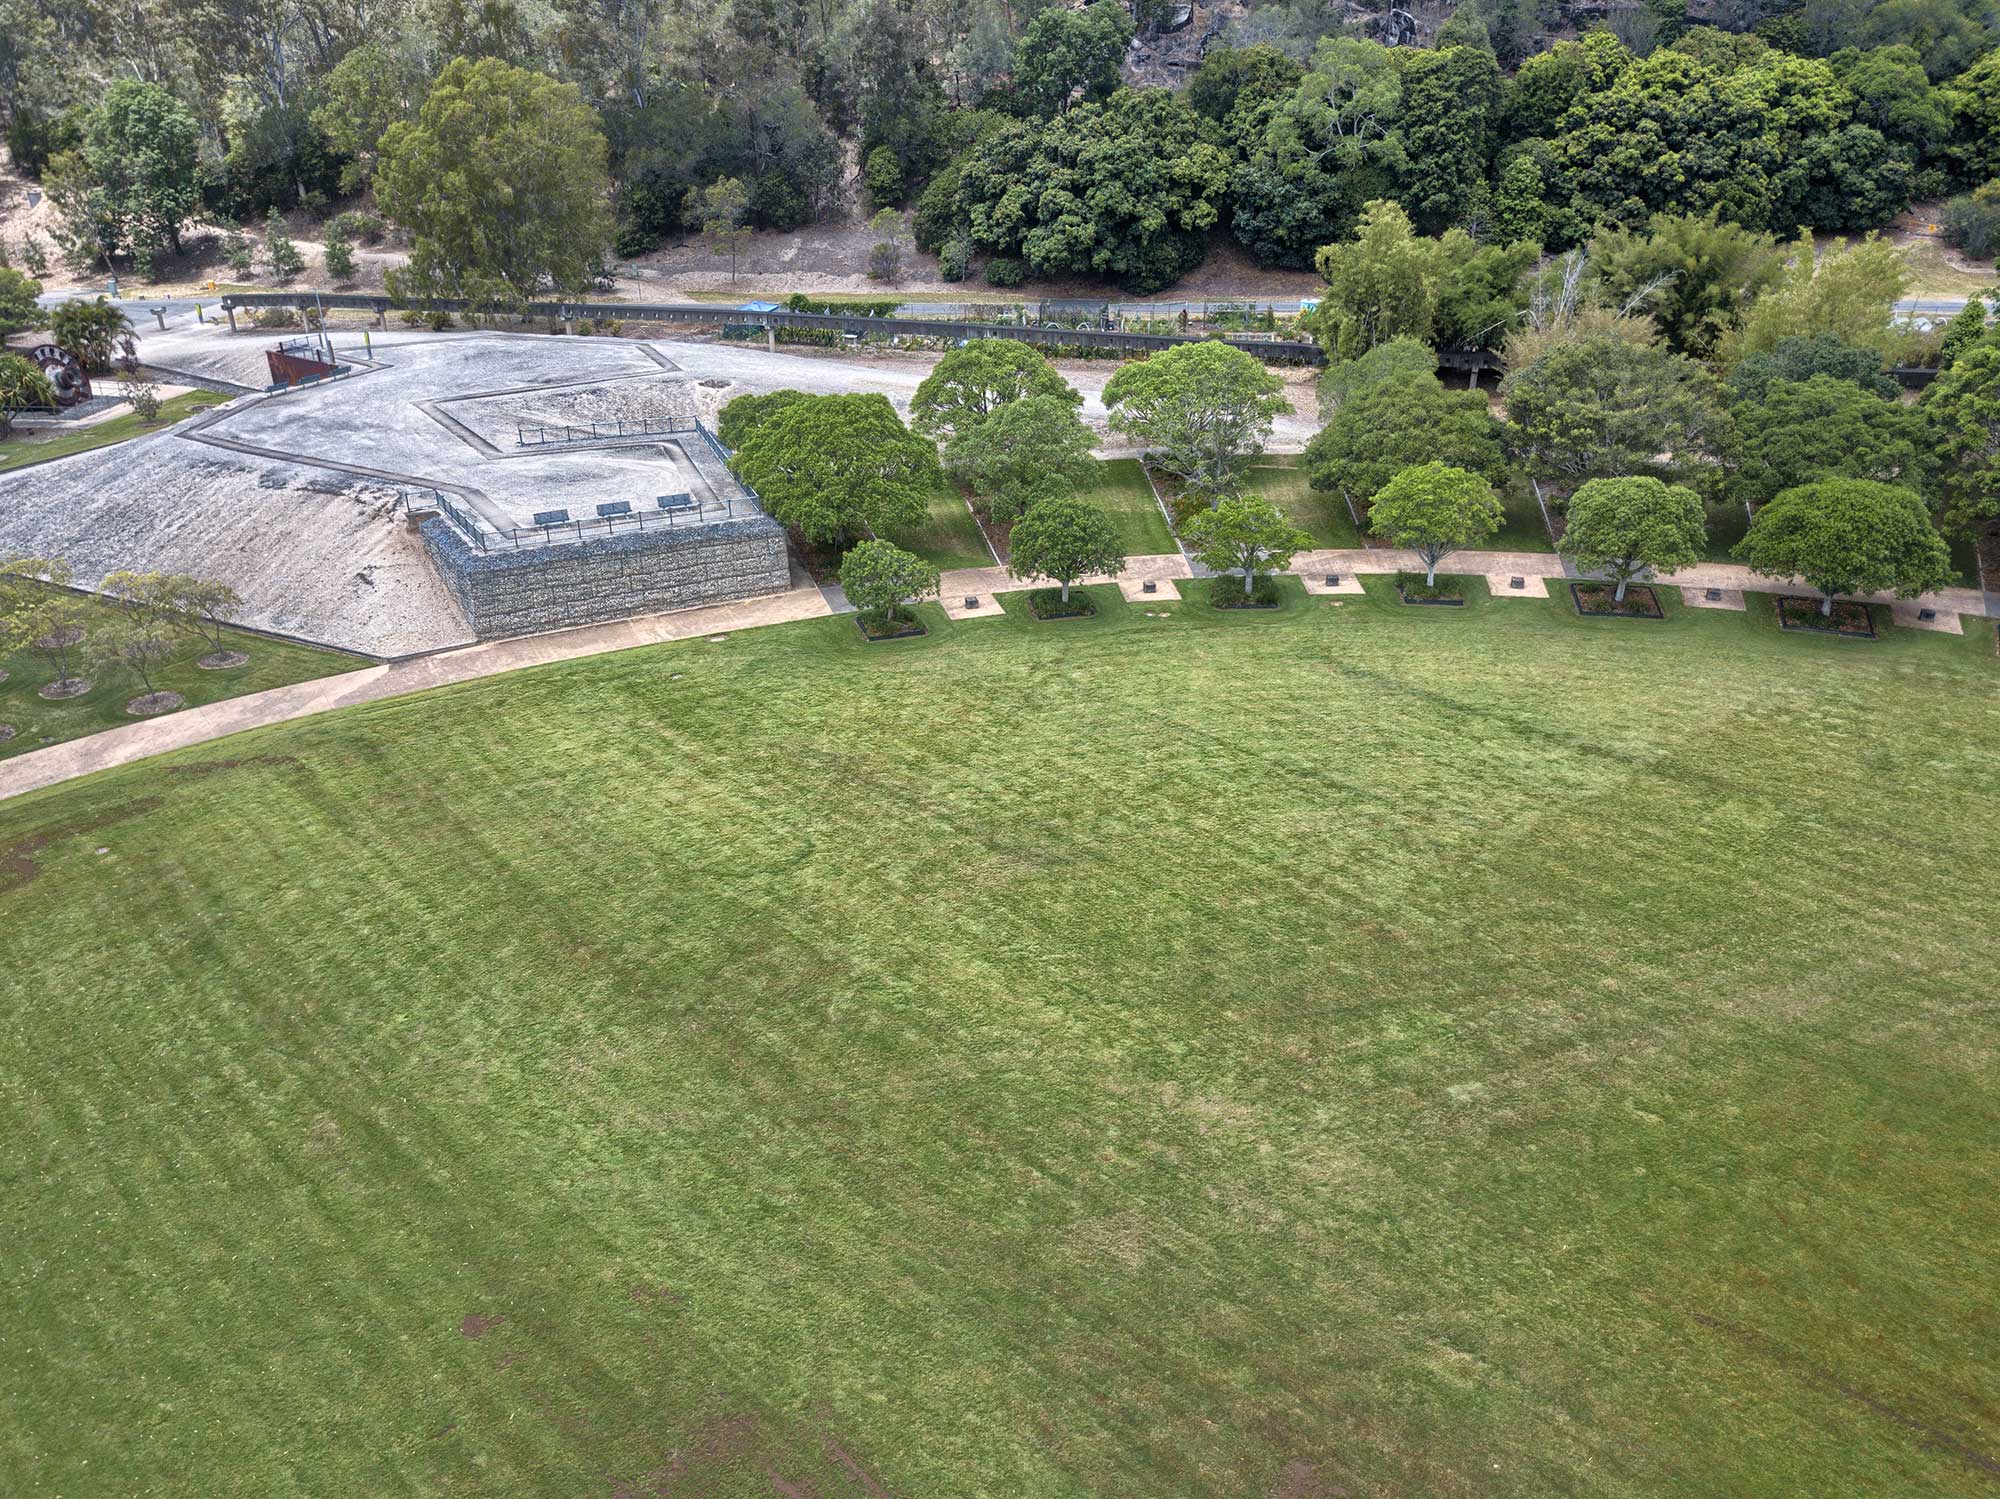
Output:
[[1681, 586, 1747, 612], [1487, 572, 1549, 599], [1892, 600, 1964, 634]]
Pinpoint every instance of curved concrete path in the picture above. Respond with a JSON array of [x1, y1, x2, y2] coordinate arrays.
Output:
[[4, 548, 1993, 807], [0, 584, 832, 805]]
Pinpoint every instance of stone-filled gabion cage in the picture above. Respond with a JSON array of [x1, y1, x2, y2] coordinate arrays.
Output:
[[421, 512, 791, 638]]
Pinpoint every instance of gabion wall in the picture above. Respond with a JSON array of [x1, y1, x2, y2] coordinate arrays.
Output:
[[421, 514, 791, 639]]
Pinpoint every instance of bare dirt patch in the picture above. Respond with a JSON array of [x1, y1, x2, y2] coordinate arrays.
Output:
[[196, 651, 250, 670], [457, 1313, 505, 1339], [37, 677, 90, 700], [0, 796, 163, 891], [1270, 1459, 1349, 1498]]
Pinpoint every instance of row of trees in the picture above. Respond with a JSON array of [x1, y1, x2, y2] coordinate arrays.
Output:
[[1, 560, 246, 705]]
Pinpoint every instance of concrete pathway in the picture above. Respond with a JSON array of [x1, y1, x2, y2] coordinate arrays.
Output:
[[0, 585, 832, 805], [6, 545, 1994, 806]]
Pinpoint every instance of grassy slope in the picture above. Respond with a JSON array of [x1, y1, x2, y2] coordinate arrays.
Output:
[[1, 584, 1997, 1498], [883, 481, 993, 570], [1, 608, 363, 759], [0, 391, 228, 473], [1082, 458, 1179, 555]]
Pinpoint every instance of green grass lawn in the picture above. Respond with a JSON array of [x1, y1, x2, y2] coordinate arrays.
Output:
[[880, 480, 994, 570], [1, 605, 365, 760], [1494, 477, 1558, 551], [1246, 455, 1359, 547], [0, 390, 228, 473], [1082, 457, 1179, 555], [3, 587, 1997, 1497]]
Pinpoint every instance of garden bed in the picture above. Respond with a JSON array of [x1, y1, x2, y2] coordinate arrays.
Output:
[[1025, 588, 1096, 620], [1395, 572, 1466, 607], [1774, 595, 1877, 638], [1570, 583, 1665, 619], [1209, 574, 1282, 609], [856, 609, 927, 641]]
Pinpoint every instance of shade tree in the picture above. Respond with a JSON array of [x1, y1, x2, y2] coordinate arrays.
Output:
[[1556, 476, 1706, 600], [1101, 342, 1288, 503], [717, 390, 812, 451], [1732, 478, 1952, 614], [1368, 462, 1504, 585], [1501, 333, 1730, 499], [729, 393, 942, 547], [1180, 495, 1312, 595], [1731, 374, 1934, 505], [1921, 340, 2000, 532], [1005, 496, 1126, 603], [943, 395, 1099, 524], [837, 540, 941, 624], [1591, 211, 1784, 358], [1726, 332, 1902, 404], [909, 340, 1080, 446], [0, 557, 92, 693], [377, 58, 614, 304], [1305, 368, 1508, 515], [1013, 1, 1134, 117]]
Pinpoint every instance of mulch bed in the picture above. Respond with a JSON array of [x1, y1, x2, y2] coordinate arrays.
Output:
[[1395, 572, 1466, 607], [1026, 588, 1096, 620], [1774, 595, 1877, 638], [1209, 575, 1282, 609], [856, 611, 926, 642], [37, 678, 91, 700], [1570, 583, 1665, 619], [125, 691, 187, 716], [197, 650, 250, 670]]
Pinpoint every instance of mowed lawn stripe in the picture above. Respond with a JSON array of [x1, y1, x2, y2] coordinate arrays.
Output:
[[1, 587, 1996, 1496]]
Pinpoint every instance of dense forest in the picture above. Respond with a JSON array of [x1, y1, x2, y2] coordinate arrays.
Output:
[[8, 0, 2000, 294]]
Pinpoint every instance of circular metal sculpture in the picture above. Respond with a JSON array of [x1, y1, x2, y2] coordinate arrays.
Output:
[[26, 344, 93, 407]]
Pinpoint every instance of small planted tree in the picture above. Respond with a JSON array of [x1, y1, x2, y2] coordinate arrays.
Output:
[[0, 558, 93, 696], [943, 394, 1098, 523], [838, 540, 940, 636], [1102, 342, 1288, 503], [690, 177, 752, 283], [166, 576, 249, 666], [322, 226, 358, 284], [118, 371, 162, 423], [867, 208, 907, 282], [263, 209, 304, 283], [1181, 495, 1312, 605], [1733, 478, 1952, 617], [1368, 462, 1504, 588], [1006, 496, 1127, 612], [1558, 477, 1706, 602], [98, 612, 180, 713]]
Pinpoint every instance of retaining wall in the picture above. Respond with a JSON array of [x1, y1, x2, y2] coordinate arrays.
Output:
[[421, 513, 791, 638]]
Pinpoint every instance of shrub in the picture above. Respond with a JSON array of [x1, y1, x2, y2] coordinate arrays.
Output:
[[20, 236, 50, 277], [322, 229, 357, 283], [1941, 184, 2000, 260], [1025, 586, 1096, 619], [1206, 572, 1282, 608], [252, 306, 301, 329], [327, 210, 385, 244], [119, 371, 162, 422], [984, 257, 1025, 287], [221, 222, 253, 277], [938, 232, 972, 283], [262, 209, 304, 283], [51, 297, 134, 372], [863, 146, 904, 210]]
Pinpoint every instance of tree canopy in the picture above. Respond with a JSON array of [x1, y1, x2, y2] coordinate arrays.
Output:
[[944, 396, 1099, 524], [1005, 495, 1126, 601], [1502, 334, 1730, 496], [909, 340, 1079, 445], [1732, 374, 1934, 505], [838, 540, 941, 621], [1180, 495, 1313, 591], [1102, 342, 1288, 502], [730, 393, 942, 546], [377, 57, 614, 303], [1013, 1, 1134, 117], [1306, 368, 1507, 510], [1369, 462, 1505, 585], [1732, 478, 1953, 611], [1557, 476, 1707, 600], [1921, 340, 2000, 531]]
